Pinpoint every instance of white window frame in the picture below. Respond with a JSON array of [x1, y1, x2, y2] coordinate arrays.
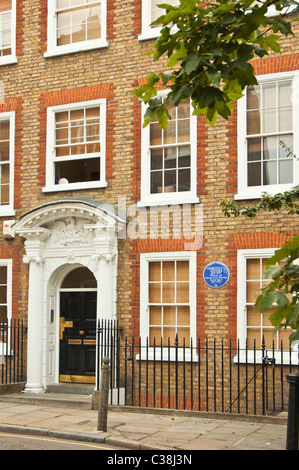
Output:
[[237, 248, 298, 364], [0, 0, 17, 66], [0, 112, 15, 216], [139, 251, 197, 361], [0, 259, 12, 359], [0, 259, 12, 321], [45, 0, 108, 58], [43, 99, 107, 193], [139, 91, 199, 207], [236, 70, 299, 201], [138, 0, 179, 41]]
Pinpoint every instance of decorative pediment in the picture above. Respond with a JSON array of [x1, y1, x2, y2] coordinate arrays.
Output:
[[13, 199, 124, 234], [13, 199, 125, 260]]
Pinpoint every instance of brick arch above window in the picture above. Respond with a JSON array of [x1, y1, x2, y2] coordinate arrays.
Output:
[[233, 231, 299, 250]]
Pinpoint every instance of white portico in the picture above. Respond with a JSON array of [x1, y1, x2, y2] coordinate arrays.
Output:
[[13, 199, 124, 393]]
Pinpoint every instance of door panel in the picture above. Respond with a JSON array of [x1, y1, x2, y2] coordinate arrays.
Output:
[[59, 291, 96, 382]]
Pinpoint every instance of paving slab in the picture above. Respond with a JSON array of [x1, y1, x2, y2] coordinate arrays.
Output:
[[0, 393, 289, 451]]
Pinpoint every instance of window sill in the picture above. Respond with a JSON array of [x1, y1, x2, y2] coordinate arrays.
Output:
[[138, 32, 160, 41], [138, 195, 200, 207], [42, 182, 108, 193], [137, 348, 198, 362], [138, 26, 178, 42], [235, 184, 295, 201], [0, 57, 18, 67], [0, 208, 15, 217], [44, 41, 109, 58], [234, 349, 299, 365]]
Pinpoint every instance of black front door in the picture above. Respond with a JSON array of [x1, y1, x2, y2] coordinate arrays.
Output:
[[59, 291, 97, 383]]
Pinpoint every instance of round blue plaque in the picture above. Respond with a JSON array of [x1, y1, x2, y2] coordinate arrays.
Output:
[[203, 262, 230, 288]]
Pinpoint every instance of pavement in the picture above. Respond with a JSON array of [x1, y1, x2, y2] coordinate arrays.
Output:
[[0, 390, 289, 451]]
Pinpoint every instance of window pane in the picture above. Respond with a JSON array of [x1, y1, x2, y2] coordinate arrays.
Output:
[[263, 82, 276, 109], [55, 106, 101, 159], [263, 136, 277, 160], [263, 108, 276, 134], [178, 146, 190, 168], [178, 169, 190, 192], [177, 261, 189, 281], [56, 2, 102, 46], [279, 159, 293, 184], [247, 328, 262, 349], [177, 306, 190, 325], [279, 107, 292, 132], [149, 99, 191, 195], [163, 306, 176, 325], [55, 157, 100, 183], [0, 266, 7, 284], [164, 121, 176, 145], [247, 110, 260, 135], [0, 305, 7, 320], [177, 328, 190, 346], [164, 147, 176, 169], [246, 281, 261, 303], [150, 170, 162, 193], [149, 283, 161, 303], [247, 138, 261, 162], [279, 134, 293, 159], [0, 1, 11, 13], [149, 262, 161, 281], [164, 169, 176, 190], [150, 327, 161, 344], [247, 85, 260, 110], [177, 100, 190, 119], [162, 261, 174, 281], [163, 327, 176, 343], [246, 79, 293, 188], [149, 306, 161, 325], [151, 148, 163, 170], [278, 80, 292, 106], [0, 285, 7, 303], [87, 6, 101, 40], [0, 119, 9, 162], [247, 258, 260, 280], [263, 160, 277, 185], [0, 163, 9, 204], [177, 118, 190, 143], [248, 162, 261, 186], [162, 283, 175, 303], [177, 282, 189, 303], [0, 140, 9, 161], [148, 258, 191, 346], [150, 122, 162, 146]]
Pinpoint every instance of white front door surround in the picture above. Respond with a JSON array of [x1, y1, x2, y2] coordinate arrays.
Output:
[[13, 199, 124, 393]]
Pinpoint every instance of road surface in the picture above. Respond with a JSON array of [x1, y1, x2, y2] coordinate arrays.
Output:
[[0, 431, 126, 450]]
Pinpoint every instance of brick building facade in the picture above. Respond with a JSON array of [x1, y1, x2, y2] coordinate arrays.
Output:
[[0, 0, 298, 392]]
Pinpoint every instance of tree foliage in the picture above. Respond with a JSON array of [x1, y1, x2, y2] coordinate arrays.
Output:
[[133, 0, 299, 127], [256, 235, 299, 342], [220, 185, 299, 218]]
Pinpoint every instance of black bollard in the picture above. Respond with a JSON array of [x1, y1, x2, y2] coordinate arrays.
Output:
[[286, 374, 299, 450], [97, 356, 110, 432]]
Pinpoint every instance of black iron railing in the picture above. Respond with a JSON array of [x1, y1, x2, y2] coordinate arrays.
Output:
[[0, 318, 27, 385], [96, 320, 299, 416]]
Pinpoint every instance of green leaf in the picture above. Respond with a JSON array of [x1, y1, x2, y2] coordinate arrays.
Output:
[[264, 34, 281, 52], [207, 70, 221, 86], [167, 44, 188, 67]]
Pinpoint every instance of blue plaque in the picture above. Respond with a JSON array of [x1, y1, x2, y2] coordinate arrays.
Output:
[[203, 262, 230, 288]]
